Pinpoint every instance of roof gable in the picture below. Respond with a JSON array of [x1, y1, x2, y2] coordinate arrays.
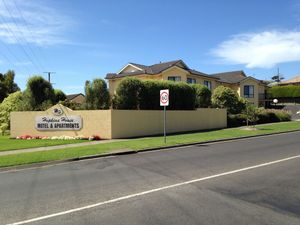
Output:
[[118, 63, 144, 74]]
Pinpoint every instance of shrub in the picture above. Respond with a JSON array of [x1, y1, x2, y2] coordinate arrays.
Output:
[[0, 91, 23, 134], [114, 79, 196, 110], [228, 108, 291, 127], [169, 81, 195, 110], [114, 77, 143, 109], [212, 86, 246, 114], [191, 84, 211, 108], [59, 99, 84, 110], [267, 85, 300, 98], [139, 80, 164, 110], [227, 114, 247, 127]]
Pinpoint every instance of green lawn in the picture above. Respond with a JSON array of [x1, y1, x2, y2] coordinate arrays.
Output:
[[0, 136, 86, 152], [0, 121, 299, 168]]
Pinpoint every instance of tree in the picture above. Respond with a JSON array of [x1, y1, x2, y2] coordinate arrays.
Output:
[[0, 70, 20, 102], [244, 102, 259, 127], [0, 91, 23, 135], [271, 69, 284, 83], [24, 76, 55, 111], [84, 78, 110, 109], [54, 89, 67, 103], [271, 75, 284, 83], [212, 86, 246, 114]]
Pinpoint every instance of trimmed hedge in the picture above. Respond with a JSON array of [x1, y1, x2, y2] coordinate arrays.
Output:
[[191, 84, 211, 108], [113, 78, 199, 110], [114, 78, 143, 109], [267, 85, 300, 98], [228, 109, 291, 127]]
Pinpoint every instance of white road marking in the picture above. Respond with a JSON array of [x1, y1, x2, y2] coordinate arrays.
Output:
[[7, 154, 300, 225]]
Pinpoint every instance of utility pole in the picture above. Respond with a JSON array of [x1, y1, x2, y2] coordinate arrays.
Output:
[[44, 71, 55, 83]]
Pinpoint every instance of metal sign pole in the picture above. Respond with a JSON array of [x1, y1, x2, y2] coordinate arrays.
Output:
[[164, 105, 166, 143], [160, 89, 169, 144]]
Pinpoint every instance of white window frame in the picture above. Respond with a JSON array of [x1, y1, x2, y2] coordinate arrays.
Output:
[[168, 76, 181, 82], [187, 78, 196, 84], [244, 85, 254, 98]]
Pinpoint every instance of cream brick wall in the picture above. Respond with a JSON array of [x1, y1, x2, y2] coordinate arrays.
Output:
[[111, 108, 227, 139], [10, 105, 112, 139], [10, 105, 227, 139]]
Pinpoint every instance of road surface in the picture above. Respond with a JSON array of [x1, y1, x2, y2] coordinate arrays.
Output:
[[1, 131, 300, 225]]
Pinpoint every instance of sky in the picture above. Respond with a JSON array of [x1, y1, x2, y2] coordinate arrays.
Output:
[[1, 0, 300, 94]]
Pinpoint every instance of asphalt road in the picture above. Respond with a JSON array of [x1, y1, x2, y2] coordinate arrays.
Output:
[[1, 131, 300, 225]]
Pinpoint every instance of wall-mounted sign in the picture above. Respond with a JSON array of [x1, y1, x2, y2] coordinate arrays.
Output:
[[35, 116, 82, 131]]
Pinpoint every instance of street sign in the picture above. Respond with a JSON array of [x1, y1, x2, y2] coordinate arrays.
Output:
[[160, 89, 169, 143], [160, 89, 169, 106]]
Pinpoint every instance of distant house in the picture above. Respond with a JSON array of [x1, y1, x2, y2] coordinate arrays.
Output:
[[279, 76, 300, 86], [66, 93, 85, 104], [105, 60, 266, 106]]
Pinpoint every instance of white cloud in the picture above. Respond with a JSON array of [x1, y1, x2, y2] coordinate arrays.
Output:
[[0, 0, 73, 46], [211, 30, 300, 68]]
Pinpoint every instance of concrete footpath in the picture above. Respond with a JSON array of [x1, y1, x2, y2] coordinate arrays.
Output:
[[0, 138, 130, 156]]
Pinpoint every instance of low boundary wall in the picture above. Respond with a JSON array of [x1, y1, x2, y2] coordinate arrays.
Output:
[[10, 104, 227, 139]]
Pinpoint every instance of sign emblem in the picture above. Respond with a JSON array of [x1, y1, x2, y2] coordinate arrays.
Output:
[[52, 108, 63, 116]]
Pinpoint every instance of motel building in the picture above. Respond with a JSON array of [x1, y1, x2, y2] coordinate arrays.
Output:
[[10, 60, 266, 139], [105, 60, 267, 107]]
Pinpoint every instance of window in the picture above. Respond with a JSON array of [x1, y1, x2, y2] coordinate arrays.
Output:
[[244, 85, 254, 98], [168, 76, 181, 82], [204, 80, 212, 90], [187, 78, 196, 84]]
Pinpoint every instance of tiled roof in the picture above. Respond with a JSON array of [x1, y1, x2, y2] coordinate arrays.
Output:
[[210, 71, 248, 84], [66, 93, 84, 100], [281, 76, 300, 84], [105, 60, 213, 79]]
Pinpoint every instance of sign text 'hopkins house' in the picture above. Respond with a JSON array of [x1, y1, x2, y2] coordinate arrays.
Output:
[[35, 116, 82, 131]]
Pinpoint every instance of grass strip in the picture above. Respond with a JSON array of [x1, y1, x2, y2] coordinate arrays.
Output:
[[0, 121, 299, 168], [0, 137, 86, 152]]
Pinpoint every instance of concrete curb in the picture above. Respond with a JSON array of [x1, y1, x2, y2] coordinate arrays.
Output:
[[1, 129, 300, 172]]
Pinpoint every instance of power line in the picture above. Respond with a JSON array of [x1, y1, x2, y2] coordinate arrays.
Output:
[[0, 0, 43, 73], [0, 34, 32, 75], [11, 0, 47, 70]]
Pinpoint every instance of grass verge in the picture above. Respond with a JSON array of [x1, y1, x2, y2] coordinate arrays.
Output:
[[0, 136, 86, 152], [0, 121, 299, 168]]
